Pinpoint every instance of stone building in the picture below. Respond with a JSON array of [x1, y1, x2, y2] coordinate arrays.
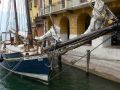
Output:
[[39, 0, 120, 46], [37, 0, 120, 83]]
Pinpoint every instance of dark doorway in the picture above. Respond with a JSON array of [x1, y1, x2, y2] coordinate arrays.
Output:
[[111, 15, 120, 46]]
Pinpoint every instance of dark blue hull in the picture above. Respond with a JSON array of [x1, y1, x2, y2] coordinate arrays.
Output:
[[0, 52, 51, 82]]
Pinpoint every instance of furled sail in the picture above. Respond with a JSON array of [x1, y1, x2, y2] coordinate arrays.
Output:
[[35, 25, 62, 42], [84, 0, 116, 34]]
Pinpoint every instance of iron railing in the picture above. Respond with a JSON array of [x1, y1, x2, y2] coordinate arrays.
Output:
[[39, 0, 113, 16]]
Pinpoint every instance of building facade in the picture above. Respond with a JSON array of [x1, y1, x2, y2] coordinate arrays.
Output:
[[38, 0, 120, 47], [29, 0, 44, 37], [35, 0, 120, 83]]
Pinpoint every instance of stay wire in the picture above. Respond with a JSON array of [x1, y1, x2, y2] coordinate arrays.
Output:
[[0, 58, 24, 82]]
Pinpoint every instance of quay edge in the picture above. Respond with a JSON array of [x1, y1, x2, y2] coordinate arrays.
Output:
[[62, 46, 120, 84]]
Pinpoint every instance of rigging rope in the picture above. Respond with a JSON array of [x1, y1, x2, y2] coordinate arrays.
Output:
[[0, 57, 24, 82]]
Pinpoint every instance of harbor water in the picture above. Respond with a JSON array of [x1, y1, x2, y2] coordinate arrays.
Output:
[[0, 64, 120, 90]]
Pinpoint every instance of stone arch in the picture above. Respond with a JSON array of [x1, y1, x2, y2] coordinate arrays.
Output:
[[77, 13, 91, 35], [60, 16, 70, 41], [77, 13, 91, 44]]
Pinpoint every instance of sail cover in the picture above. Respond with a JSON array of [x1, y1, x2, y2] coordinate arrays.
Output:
[[84, 0, 115, 34], [35, 25, 62, 42]]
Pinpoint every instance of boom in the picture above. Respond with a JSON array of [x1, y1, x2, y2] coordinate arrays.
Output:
[[44, 22, 119, 55]]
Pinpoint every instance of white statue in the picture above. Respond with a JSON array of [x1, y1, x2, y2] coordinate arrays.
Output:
[[84, 0, 115, 34], [35, 25, 62, 42]]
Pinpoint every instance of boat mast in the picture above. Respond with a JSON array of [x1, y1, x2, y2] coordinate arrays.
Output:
[[13, 0, 19, 45], [25, 0, 33, 47]]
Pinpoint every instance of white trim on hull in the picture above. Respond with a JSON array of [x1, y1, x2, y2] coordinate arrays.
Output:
[[0, 64, 49, 84]]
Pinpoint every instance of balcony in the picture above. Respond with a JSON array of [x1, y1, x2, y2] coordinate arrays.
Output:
[[52, 1, 62, 12], [45, 6, 50, 15], [39, 0, 114, 16], [39, 0, 88, 16], [67, 0, 87, 8]]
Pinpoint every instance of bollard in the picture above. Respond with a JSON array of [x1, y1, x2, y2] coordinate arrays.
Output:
[[58, 55, 62, 71], [86, 50, 91, 77]]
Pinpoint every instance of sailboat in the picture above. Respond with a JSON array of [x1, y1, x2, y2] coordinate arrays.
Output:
[[0, 0, 118, 85], [0, 0, 54, 84]]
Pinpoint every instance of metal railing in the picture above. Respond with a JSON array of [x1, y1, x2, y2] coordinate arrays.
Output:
[[39, 0, 112, 16], [39, 0, 88, 16], [52, 2, 62, 12], [45, 6, 50, 14]]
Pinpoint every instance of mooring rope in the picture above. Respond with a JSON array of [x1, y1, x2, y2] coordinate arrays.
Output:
[[0, 57, 24, 82]]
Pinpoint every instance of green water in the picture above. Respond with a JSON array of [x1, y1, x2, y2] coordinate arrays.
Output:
[[0, 64, 120, 90]]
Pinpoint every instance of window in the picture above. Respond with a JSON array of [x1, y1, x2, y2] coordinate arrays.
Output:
[[61, 0, 65, 8]]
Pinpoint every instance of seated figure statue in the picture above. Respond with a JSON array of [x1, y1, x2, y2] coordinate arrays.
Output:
[[84, 0, 115, 34], [35, 25, 62, 43]]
